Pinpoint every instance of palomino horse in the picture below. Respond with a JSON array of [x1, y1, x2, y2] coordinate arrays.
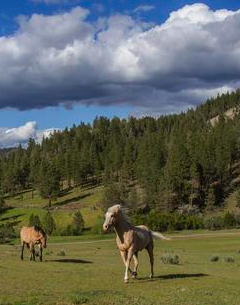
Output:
[[103, 205, 170, 282], [20, 226, 47, 262]]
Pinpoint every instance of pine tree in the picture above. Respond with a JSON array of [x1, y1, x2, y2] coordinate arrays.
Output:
[[72, 211, 84, 235], [205, 186, 216, 211], [236, 189, 240, 208], [42, 211, 56, 235], [38, 160, 60, 207], [28, 214, 41, 227], [0, 195, 5, 213]]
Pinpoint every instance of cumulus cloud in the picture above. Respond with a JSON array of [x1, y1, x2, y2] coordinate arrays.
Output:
[[0, 3, 240, 113], [0, 121, 59, 147]]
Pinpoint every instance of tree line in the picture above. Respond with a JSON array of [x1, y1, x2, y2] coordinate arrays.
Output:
[[0, 90, 240, 213]]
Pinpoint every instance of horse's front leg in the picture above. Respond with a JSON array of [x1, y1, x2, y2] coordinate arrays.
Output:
[[30, 244, 35, 261], [124, 248, 134, 283], [20, 241, 25, 261], [120, 251, 133, 275]]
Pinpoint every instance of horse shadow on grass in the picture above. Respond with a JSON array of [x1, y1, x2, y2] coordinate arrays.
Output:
[[45, 258, 93, 264], [137, 273, 208, 283]]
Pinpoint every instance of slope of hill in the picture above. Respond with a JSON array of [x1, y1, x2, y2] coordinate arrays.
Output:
[[0, 89, 240, 229], [1, 185, 103, 234]]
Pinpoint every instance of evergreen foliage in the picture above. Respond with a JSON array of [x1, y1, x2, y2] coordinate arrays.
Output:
[[28, 214, 42, 227], [42, 211, 56, 235], [0, 90, 239, 214]]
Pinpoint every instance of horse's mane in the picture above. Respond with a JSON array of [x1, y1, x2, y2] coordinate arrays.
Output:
[[33, 226, 46, 237], [108, 204, 131, 224]]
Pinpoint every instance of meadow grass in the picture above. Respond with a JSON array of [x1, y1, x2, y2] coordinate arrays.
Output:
[[2, 186, 104, 232], [1, 232, 240, 304]]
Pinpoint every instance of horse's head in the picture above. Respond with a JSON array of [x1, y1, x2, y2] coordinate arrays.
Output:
[[38, 228, 47, 248], [41, 234, 47, 248], [103, 204, 121, 232]]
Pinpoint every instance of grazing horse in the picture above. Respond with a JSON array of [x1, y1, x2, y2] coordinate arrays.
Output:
[[20, 226, 47, 262], [103, 204, 170, 282]]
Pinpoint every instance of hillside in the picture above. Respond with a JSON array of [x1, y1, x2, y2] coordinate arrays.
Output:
[[1, 185, 103, 234], [0, 90, 240, 235]]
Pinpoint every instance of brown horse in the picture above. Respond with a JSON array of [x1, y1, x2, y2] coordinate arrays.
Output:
[[20, 226, 47, 262], [103, 204, 170, 282]]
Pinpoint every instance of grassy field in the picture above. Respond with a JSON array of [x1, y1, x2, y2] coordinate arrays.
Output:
[[1, 231, 240, 305], [2, 186, 104, 233]]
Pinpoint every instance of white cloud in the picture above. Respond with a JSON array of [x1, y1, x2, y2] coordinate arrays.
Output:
[[0, 121, 59, 147], [133, 5, 156, 14], [0, 4, 240, 113], [31, 0, 78, 4]]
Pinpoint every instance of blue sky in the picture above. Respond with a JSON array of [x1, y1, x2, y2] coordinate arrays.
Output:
[[0, 0, 240, 146]]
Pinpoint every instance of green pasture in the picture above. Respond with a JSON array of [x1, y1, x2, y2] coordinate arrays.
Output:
[[2, 186, 104, 232], [1, 231, 240, 305]]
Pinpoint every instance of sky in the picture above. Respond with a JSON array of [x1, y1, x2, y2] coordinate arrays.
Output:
[[0, 0, 240, 147]]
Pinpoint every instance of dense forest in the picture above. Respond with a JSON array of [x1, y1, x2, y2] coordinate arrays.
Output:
[[1, 90, 240, 216]]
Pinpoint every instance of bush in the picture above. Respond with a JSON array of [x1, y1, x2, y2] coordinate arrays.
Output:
[[45, 250, 53, 256], [91, 218, 104, 235], [28, 214, 42, 227], [210, 255, 220, 262], [204, 216, 224, 230], [223, 256, 235, 263], [223, 212, 236, 229], [0, 222, 16, 243], [160, 254, 180, 265], [57, 249, 66, 256]]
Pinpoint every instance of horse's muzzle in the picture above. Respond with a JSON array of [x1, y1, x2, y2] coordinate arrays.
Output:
[[103, 224, 109, 232]]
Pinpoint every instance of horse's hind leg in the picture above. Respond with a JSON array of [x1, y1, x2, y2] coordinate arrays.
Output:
[[132, 252, 139, 279], [20, 241, 25, 261], [146, 244, 154, 279], [39, 244, 43, 262]]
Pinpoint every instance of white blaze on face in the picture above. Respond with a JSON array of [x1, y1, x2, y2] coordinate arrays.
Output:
[[103, 211, 113, 231]]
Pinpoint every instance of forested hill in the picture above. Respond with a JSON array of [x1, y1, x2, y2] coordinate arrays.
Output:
[[1, 90, 240, 213]]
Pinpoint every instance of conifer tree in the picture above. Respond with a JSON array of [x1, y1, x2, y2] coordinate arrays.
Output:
[[42, 211, 56, 235]]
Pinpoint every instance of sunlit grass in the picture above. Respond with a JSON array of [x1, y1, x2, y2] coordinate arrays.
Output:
[[1, 232, 240, 304]]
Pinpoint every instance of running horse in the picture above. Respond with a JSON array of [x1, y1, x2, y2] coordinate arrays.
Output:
[[20, 226, 47, 262], [103, 204, 170, 282]]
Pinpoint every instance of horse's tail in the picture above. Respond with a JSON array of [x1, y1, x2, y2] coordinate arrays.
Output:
[[151, 231, 171, 240]]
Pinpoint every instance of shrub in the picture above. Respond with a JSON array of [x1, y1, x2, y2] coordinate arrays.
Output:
[[28, 214, 41, 227], [223, 212, 236, 229], [160, 254, 180, 265], [0, 222, 16, 243], [57, 249, 66, 256], [223, 256, 235, 263], [210, 255, 220, 262], [91, 218, 104, 235], [203, 216, 224, 230], [45, 250, 53, 256]]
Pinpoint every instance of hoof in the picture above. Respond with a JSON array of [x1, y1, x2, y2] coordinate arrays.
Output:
[[149, 274, 154, 279], [124, 279, 128, 283], [132, 271, 137, 279]]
